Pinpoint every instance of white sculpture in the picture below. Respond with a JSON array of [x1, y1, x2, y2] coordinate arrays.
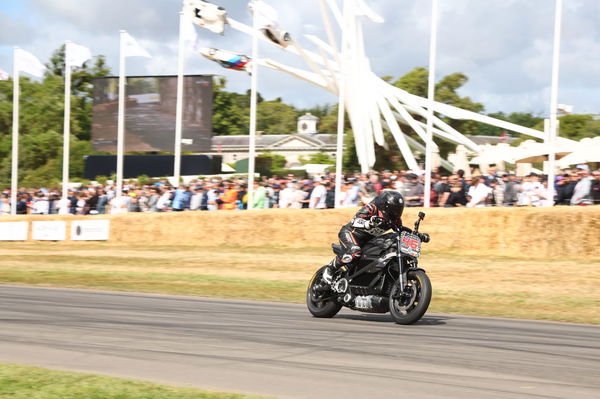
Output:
[[185, 0, 556, 173]]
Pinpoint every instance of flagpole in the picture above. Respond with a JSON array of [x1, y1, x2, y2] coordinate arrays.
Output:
[[548, 0, 563, 202], [116, 30, 126, 198], [247, 0, 259, 208], [424, 0, 439, 208], [10, 47, 20, 215], [62, 41, 72, 200], [174, 12, 185, 186], [334, 1, 347, 208]]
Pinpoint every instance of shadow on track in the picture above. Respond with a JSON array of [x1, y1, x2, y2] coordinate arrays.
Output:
[[335, 313, 448, 326]]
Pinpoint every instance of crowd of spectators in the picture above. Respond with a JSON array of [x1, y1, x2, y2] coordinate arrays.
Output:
[[1, 165, 599, 215]]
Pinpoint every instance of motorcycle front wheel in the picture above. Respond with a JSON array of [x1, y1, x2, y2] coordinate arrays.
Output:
[[389, 269, 432, 325], [306, 266, 342, 318]]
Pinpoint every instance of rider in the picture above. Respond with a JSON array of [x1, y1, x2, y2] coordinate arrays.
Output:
[[323, 190, 426, 283]]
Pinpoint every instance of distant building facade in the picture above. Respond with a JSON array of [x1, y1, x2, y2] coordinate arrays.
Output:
[[205, 113, 339, 167]]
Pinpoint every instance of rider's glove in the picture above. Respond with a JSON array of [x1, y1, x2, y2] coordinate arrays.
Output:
[[370, 216, 383, 226], [418, 233, 430, 243]]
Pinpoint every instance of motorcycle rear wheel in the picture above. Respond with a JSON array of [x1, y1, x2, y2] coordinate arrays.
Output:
[[306, 266, 342, 318], [389, 269, 432, 325]]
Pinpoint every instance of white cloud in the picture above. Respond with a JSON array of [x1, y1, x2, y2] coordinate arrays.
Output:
[[0, 0, 598, 115]]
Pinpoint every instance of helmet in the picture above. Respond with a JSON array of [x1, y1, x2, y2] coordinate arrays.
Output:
[[371, 191, 404, 222]]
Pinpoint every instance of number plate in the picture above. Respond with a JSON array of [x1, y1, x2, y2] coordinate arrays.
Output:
[[399, 232, 421, 257]]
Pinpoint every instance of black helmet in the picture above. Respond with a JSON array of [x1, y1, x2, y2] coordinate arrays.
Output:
[[371, 191, 404, 222]]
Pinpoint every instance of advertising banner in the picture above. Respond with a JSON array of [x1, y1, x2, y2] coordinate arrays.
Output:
[[32, 221, 66, 241], [0, 222, 28, 241], [71, 220, 110, 241]]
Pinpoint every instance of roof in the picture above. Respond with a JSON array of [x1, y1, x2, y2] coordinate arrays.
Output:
[[211, 133, 337, 148], [467, 135, 517, 145], [298, 113, 319, 121]]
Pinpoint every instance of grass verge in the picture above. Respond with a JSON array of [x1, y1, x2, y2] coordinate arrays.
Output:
[[1, 242, 599, 324], [0, 363, 270, 399]]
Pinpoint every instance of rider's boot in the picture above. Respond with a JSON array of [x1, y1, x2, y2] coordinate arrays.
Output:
[[322, 258, 349, 284]]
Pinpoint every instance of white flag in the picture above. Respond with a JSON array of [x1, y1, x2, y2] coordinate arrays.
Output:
[[0, 69, 8, 80], [183, 0, 227, 34], [123, 32, 152, 58], [15, 48, 46, 77], [352, 0, 384, 23], [66, 42, 92, 67]]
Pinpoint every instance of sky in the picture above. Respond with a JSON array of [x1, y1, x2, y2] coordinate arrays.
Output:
[[1, 0, 599, 116]]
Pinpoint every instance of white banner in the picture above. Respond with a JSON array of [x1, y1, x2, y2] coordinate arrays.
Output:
[[0, 222, 28, 241], [32, 221, 66, 241], [71, 220, 110, 241]]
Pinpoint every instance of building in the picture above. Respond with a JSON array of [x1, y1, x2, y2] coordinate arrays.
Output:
[[206, 113, 339, 167]]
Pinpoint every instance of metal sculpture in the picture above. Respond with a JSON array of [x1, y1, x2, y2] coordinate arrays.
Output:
[[184, 0, 550, 173]]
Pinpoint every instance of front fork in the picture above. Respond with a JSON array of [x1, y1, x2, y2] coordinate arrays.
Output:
[[396, 234, 407, 292]]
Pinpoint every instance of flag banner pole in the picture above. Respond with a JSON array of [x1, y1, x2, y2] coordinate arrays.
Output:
[[62, 41, 72, 200], [247, 0, 259, 208], [116, 30, 126, 197], [548, 0, 563, 200], [334, 1, 348, 208], [10, 47, 20, 215], [174, 12, 185, 186], [424, 0, 439, 208]]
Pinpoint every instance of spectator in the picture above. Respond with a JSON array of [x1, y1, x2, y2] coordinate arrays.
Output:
[[404, 174, 424, 207], [279, 182, 303, 208], [502, 174, 518, 206], [0, 195, 10, 215], [325, 181, 336, 209], [220, 181, 238, 210], [445, 183, 468, 207], [31, 193, 49, 215], [466, 176, 492, 208], [570, 169, 593, 206], [433, 175, 451, 206], [250, 181, 267, 210], [309, 179, 327, 209], [591, 170, 600, 205]]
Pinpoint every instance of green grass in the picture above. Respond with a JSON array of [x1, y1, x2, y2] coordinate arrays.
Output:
[[0, 363, 271, 399], [0, 269, 306, 303], [1, 242, 599, 324]]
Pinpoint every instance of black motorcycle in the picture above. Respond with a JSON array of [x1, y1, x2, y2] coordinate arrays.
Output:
[[307, 212, 432, 325]]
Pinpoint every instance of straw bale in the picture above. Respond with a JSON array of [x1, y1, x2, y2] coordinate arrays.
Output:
[[3, 207, 599, 259]]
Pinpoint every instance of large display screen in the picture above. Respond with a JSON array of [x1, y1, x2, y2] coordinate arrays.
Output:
[[92, 75, 213, 152]]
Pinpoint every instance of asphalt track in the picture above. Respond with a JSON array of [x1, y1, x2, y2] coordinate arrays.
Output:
[[1, 286, 598, 399]]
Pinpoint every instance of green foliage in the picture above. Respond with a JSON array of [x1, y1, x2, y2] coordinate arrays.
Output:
[[552, 114, 599, 140], [0, 363, 269, 399], [256, 101, 298, 134], [259, 153, 287, 169], [0, 45, 109, 189], [136, 174, 151, 186], [299, 152, 335, 165], [475, 112, 543, 137]]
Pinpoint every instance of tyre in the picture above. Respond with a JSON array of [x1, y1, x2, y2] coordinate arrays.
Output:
[[389, 269, 432, 325], [306, 266, 342, 318]]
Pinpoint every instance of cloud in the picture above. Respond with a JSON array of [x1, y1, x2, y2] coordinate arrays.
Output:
[[0, 0, 599, 115]]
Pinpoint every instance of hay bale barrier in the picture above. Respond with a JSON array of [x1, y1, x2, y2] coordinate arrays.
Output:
[[5, 207, 599, 259]]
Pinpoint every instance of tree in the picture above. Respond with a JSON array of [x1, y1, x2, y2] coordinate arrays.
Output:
[[391, 68, 485, 158], [0, 45, 109, 188], [212, 78, 250, 135], [256, 101, 298, 134], [474, 112, 543, 137], [300, 152, 335, 165]]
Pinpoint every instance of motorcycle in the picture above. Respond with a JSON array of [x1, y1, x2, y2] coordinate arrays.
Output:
[[307, 212, 432, 325]]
